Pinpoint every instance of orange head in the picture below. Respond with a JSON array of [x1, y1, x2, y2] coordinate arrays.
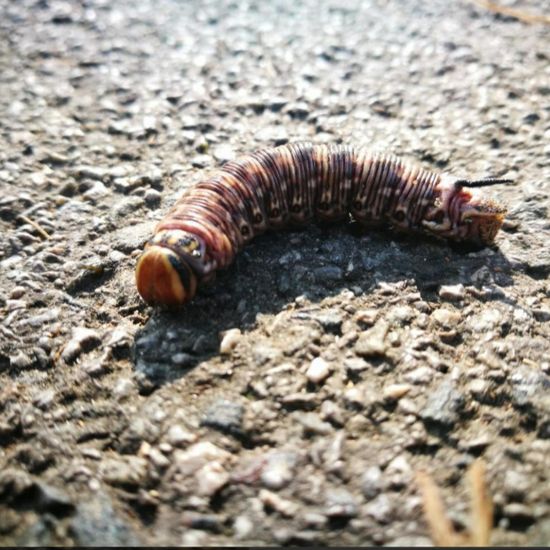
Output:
[[135, 230, 206, 308]]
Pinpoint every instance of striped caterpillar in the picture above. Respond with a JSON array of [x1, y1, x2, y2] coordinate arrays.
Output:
[[136, 142, 510, 308]]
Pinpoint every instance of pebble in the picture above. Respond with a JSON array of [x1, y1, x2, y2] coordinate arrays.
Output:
[[421, 380, 465, 427], [61, 327, 101, 363], [404, 366, 435, 385], [219, 328, 242, 355], [383, 383, 412, 402], [212, 145, 235, 163], [233, 515, 254, 540], [354, 320, 389, 356], [503, 470, 531, 500], [387, 305, 416, 325], [144, 188, 161, 207], [360, 465, 384, 499], [72, 165, 108, 181], [467, 378, 493, 403], [71, 491, 141, 545], [344, 357, 369, 373], [181, 511, 224, 532], [320, 400, 345, 426], [196, 461, 230, 497], [438, 283, 466, 301], [173, 442, 231, 476], [100, 456, 148, 487], [113, 378, 135, 399], [431, 307, 461, 328], [254, 125, 288, 145], [260, 452, 298, 490], [363, 493, 393, 523], [296, 412, 334, 435], [313, 265, 343, 284], [165, 425, 198, 447], [260, 489, 299, 517], [324, 487, 358, 518], [469, 308, 503, 332], [201, 399, 244, 437], [281, 392, 318, 409], [306, 357, 332, 384]]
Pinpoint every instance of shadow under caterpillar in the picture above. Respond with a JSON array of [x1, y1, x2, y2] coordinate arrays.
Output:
[[136, 142, 511, 308]]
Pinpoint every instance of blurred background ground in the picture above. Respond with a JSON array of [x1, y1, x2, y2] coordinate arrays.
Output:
[[0, 0, 549, 546]]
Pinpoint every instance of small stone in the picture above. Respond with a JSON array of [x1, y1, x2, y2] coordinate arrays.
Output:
[[260, 489, 299, 517], [173, 442, 231, 476], [431, 308, 461, 328], [502, 502, 535, 521], [503, 470, 531, 500], [219, 328, 242, 355], [467, 379, 493, 403], [196, 461, 229, 497], [113, 378, 135, 399], [344, 357, 369, 373], [233, 515, 254, 540], [355, 320, 389, 356], [313, 265, 343, 284], [72, 165, 107, 181], [212, 145, 235, 164], [71, 491, 141, 545], [306, 357, 332, 384], [181, 511, 224, 532], [254, 126, 288, 145], [9, 286, 26, 299], [324, 488, 358, 518], [383, 384, 412, 402], [361, 466, 384, 499], [320, 400, 345, 426], [438, 284, 465, 301], [281, 393, 318, 409], [201, 399, 244, 437], [469, 308, 503, 332], [62, 327, 101, 363], [458, 435, 492, 453], [144, 189, 161, 207], [421, 380, 465, 428], [404, 366, 435, 385], [363, 493, 393, 523], [343, 387, 366, 409], [83, 181, 109, 200], [296, 412, 334, 435], [165, 425, 197, 447], [33, 389, 56, 409], [388, 305, 416, 325], [260, 452, 298, 490], [100, 456, 148, 487]]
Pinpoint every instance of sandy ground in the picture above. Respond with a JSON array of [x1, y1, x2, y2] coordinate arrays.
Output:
[[0, 0, 549, 545]]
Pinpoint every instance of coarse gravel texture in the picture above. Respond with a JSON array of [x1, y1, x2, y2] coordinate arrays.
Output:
[[1, 0, 549, 546]]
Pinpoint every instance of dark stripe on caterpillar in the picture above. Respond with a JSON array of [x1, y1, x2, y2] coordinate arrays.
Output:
[[136, 142, 510, 308]]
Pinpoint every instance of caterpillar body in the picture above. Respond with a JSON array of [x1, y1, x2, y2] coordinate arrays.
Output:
[[136, 142, 510, 308]]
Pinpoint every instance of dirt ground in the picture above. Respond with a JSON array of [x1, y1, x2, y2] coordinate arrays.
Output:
[[0, 0, 549, 546]]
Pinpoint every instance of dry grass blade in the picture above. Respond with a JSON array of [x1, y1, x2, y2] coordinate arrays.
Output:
[[469, 459, 494, 546], [469, 0, 550, 25], [18, 214, 51, 240], [416, 459, 494, 547]]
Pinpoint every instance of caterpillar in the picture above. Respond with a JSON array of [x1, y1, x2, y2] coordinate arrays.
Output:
[[135, 142, 511, 308]]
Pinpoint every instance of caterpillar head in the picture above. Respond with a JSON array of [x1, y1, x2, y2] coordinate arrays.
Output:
[[422, 175, 510, 246], [135, 230, 208, 307]]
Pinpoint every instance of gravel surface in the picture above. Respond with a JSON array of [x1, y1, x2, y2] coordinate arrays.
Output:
[[1, 0, 549, 546]]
